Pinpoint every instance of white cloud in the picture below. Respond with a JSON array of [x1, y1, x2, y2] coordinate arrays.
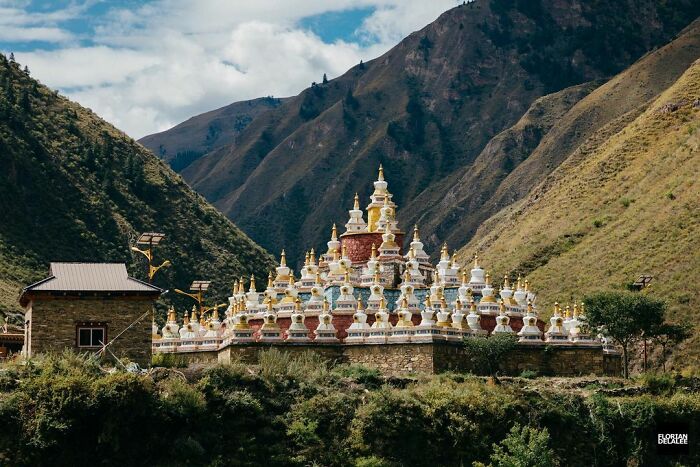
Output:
[[9, 0, 460, 138]]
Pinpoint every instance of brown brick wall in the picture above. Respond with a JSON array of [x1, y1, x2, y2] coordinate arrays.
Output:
[[341, 232, 406, 263], [28, 297, 153, 366]]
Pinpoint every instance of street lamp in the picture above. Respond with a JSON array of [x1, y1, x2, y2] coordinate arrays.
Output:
[[131, 232, 171, 282], [174, 280, 211, 317]]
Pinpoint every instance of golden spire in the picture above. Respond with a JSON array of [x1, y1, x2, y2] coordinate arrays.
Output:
[[498, 299, 506, 315], [440, 243, 449, 260], [353, 193, 360, 210], [370, 243, 377, 260], [413, 225, 420, 241], [451, 251, 457, 266], [239, 276, 245, 290], [373, 265, 380, 284], [527, 300, 533, 315], [565, 305, 571, 318], [294, 297, 302, 312], [267, 299, 274, 312], [573, 303, 579, 318], [344, 270, 350, 284], [440, 297, 447, 310], [401, 297, 408, 309], [503, 275, 510, 289], [183, 311, 190, 325], [403, 268, 410, 282], [267, 271, 273, 288], [304, 251, 310, 266], [341, 244, 348, 258], [424, 296, 432, 309], [517, 275, 522, 290], [554, 302, 561, 316], [249, 274, 256, 292], [461, 270, 468, 285], [287, 272, 295, 287], [190, 305, 197, 322], [455, 298, 463, 311], [212, 304, 220, 321], [409, 246, 416, 260], [315, 271, 322, 286], [473, 252, 479, 268], [379, 297, 386, 309], [331, 223, 338, 241], [470, 298, 477, 312], [233, 279, 239, 295], [524, 279, 529, 292], [378, 164, 384, 181], [580, 301, 585, 315], [280, 249, 287, 267], [167, 306, 176, 323], [323, 297, 329, 312], [485, 272, 491, 286], [357, 298, 365, 311], [310, 248, 316, 265]]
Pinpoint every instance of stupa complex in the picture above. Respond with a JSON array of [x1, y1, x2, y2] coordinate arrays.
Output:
[[152, 166, 619, 376]]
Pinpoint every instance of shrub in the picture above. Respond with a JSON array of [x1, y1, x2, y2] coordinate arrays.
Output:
[[332, 364, 383, 389], [462, 334, 518, 375], [489, 423, 558, 467]]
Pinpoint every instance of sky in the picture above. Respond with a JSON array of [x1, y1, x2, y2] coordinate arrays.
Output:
[[1, 0, 462, 138]]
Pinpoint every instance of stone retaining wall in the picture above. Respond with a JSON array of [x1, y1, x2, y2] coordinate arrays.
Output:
[[173, 342, 622, 377]]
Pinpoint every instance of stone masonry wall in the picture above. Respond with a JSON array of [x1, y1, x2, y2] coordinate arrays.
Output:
[[171, 342, 622, 377], [29, 297, 153, 366]]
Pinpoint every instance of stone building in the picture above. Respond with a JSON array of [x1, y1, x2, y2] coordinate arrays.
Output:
[[20, 262, 162, 365]]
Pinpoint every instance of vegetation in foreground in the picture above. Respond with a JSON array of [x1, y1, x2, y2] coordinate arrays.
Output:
[[1, 351, 698, 466]]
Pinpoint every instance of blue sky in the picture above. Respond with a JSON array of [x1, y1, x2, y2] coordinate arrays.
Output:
[[1, 1, 461, 137]]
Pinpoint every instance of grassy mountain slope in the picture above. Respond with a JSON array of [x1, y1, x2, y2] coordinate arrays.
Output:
[[415, 17, 700, 250], [139, 96, 286, 172], [458, 58, 700, 370], [0, 54, 275, 321], [175, 0, 699, 267]]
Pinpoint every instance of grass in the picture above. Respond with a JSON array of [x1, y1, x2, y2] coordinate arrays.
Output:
[[459, 57, 700, 372]]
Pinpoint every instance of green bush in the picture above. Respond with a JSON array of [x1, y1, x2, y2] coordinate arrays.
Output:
[[2, 352, 700, 466], [488, 423, 558, 467]]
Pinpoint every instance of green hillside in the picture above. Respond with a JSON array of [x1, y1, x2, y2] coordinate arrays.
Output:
[[0, 53, 275, 322], [458, 54, 700, 371], [139, 96, 287, 172], [150, 0, 700, 267]]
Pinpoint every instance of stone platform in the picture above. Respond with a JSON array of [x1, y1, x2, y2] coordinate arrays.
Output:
[[162, 341, 621, 377]]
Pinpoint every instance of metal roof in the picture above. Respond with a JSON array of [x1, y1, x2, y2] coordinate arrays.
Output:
[[23, 263, 162, 293]]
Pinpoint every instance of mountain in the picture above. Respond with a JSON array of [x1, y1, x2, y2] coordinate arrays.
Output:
[[456, 27, 700, 369], [139, 96, 287, 172], [154, 0, 700, 267], [0, 54, 275, 322]]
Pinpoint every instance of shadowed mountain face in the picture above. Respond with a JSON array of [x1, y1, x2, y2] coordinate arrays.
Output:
[[457, 19, 700, 368], [144, 0, 700, 269], [139, 96, 287, 172], [0, 54, 275, 320]]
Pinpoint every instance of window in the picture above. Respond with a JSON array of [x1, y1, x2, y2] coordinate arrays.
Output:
[[76, 324, 107, 348]]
